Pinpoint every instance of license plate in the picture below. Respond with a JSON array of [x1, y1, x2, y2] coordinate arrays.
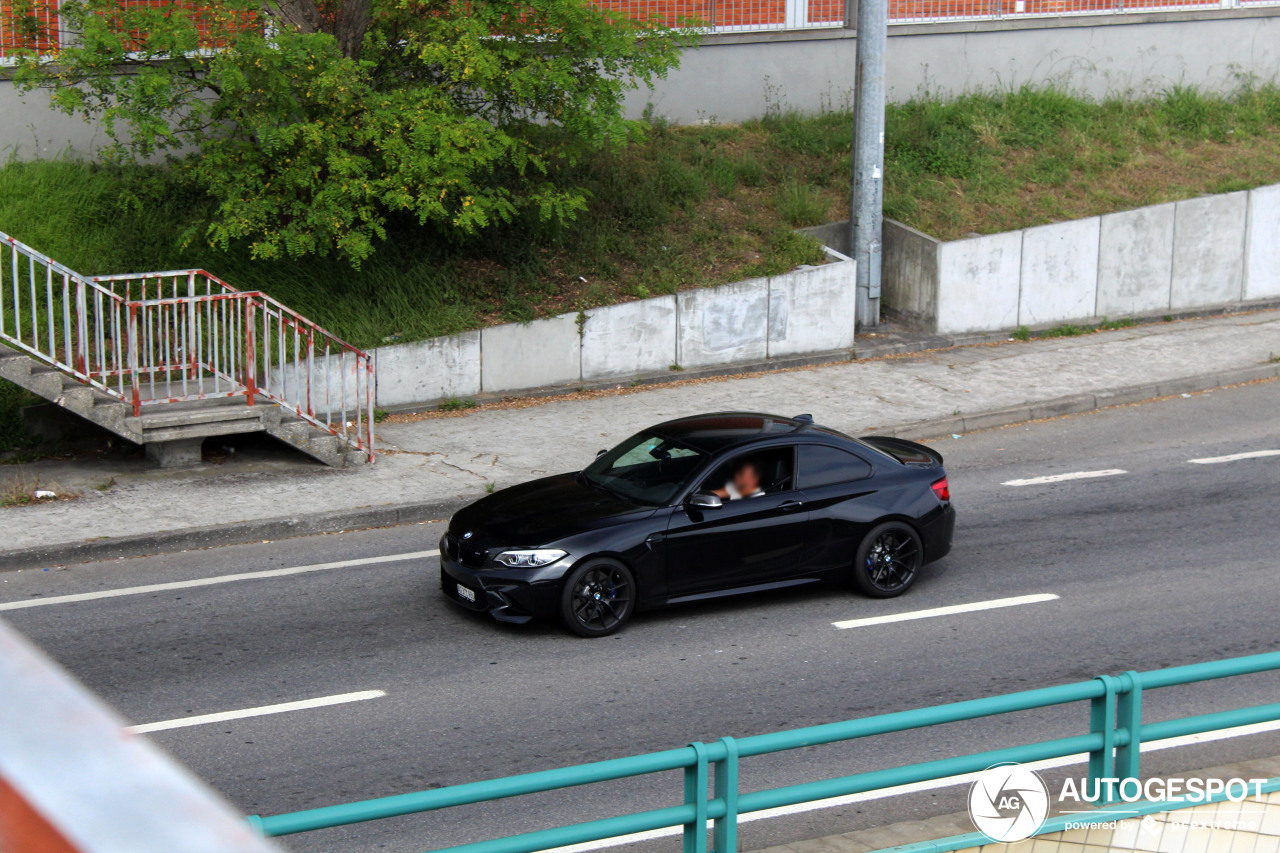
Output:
[[457, 584, 476, 603]]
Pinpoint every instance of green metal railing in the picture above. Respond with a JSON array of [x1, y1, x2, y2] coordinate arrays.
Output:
[[247, 650, 1280, 853]]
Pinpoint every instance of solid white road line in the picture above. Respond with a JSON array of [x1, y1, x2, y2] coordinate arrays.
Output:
[[0, 550, 440, 612], [832, 593, 1060, 630], [127, 690, 386, 734], [541, 719, 1280, 853], [1002, 469, 1127, 487], [1189, 450, 1280, 464]]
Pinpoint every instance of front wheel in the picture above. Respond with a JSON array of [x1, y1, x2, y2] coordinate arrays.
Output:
[[559, 559, 636, 637], [852, 522, 923, 598]]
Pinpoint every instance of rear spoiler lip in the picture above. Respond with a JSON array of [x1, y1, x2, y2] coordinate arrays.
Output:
[[859, 435, 945, 468]]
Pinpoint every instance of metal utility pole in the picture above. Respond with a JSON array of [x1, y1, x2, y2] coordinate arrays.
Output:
[[850, 0, 886, 329]]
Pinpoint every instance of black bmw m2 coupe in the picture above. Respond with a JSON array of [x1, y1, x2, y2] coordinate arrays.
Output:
[[441, 412, 955, 637]]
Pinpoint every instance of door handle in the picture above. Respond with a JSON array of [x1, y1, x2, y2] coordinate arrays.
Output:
[[778, 500, 804, 512]]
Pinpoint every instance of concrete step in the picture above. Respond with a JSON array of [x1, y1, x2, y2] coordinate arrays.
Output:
[[138, 418, 267, 444], [59, 387, 96, 412], [307, 434, 342, 456], [0, 355, 34, 380], [133, 405, 263, 431], [263, 418, 364, 468], [0, 345, 146, 446]]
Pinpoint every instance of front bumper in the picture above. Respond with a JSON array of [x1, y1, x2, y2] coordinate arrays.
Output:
[[438, 537, 567, 624]]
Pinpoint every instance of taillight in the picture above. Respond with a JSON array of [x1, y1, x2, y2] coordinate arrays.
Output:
[[931, 476, 950, 502]]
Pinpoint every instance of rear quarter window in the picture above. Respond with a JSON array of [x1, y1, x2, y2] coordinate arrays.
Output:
[[798, 444, 873, 489]]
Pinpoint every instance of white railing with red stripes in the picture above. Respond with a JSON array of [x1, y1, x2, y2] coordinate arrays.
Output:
[[0, 232, 374, 462], [1, 233, 129, 397]]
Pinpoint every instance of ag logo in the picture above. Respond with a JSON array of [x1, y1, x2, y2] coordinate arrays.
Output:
[[968, 764, 1050, 843]]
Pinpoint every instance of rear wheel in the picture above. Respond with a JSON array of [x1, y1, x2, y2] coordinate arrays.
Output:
[[559, 559, 636, 637], [852, 522, 923, 598]]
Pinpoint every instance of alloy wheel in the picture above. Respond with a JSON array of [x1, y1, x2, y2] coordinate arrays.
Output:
[[864, 529, 921, 593], [569, 565, 633, 633]]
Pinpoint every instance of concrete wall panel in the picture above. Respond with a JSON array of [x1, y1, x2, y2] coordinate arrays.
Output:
[[1171, 192, 1248, 309], [767, 260, 857, 358], [1018, 217, 1101, 326], [375, 332, 481, 407], [266, 350, 367, 413], [623, 16, 1280, 124], [13, 16, 1280, 156], [581, 296, 677, 380], [677, 277, 770, 368], [1097, 203, 1176, 316], [935, 232, 1022, 335], [481, 314, 581, 392], [882, 220, 941, 329], [1245, 183, 1280, 300]]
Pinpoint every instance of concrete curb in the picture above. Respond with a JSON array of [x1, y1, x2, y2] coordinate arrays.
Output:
[[0, 499, 461, 572], [878, 362, 1280, 441], [2, 362, 1277, 572]]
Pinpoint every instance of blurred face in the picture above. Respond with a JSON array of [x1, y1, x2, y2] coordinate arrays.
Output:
[[733, 463, 761, 495]]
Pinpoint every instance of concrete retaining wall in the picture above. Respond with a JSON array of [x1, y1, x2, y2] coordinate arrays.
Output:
[[373, 250, 855, 408], [626, 10, 1280, 125], [1247, 183, 1280, 301], [880, 183, 1280, 336], [7, 10, 1280, 157]]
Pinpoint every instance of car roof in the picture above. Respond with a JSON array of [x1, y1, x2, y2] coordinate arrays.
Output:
[[650, 412, 852, 453]]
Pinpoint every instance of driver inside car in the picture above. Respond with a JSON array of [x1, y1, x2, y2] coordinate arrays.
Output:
[[713, 459, 765, 501]]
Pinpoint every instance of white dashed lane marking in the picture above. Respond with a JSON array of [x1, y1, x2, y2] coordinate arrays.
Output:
[[1002, 469, 1127, 487], [832, 593, 1060, 630], [0, 550, 440, 611], [1189, 450, 1280, 464], [128, 690, 387, 734]]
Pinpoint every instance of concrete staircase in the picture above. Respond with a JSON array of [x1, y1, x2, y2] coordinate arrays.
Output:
[[2, 344, 369, 467], [1, 231, 376, 468], [0, 342, 367, 467]]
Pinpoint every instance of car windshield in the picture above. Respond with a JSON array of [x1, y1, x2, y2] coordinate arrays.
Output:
[[581, 432, 709, 505]]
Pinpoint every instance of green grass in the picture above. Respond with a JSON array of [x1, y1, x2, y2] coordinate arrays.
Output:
[[2, 82, 1279, 361], [880, 82, 1280, 238], [0, 382, 37, 453]]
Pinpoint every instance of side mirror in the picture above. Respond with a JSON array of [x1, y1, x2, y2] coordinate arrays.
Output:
[[596, 449, 608, 459], [687, 491, 723, 509]]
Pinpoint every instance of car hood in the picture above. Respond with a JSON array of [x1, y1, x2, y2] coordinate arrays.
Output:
[[450, 473, 656, 545]]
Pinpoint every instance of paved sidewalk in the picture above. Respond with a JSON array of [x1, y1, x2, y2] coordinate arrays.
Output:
[[3, 310, 1280, 564]]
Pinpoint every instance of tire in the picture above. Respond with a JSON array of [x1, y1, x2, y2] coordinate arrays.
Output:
[[852, 521, 923, 598], [559, 558, 636, 637]]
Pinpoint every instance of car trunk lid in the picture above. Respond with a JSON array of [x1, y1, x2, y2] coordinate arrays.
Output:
[[860, 436, 944, 468]]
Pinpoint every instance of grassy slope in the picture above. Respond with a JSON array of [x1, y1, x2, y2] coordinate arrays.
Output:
[[4, 83, 1279, 447], [1, 84, 1278, 353]]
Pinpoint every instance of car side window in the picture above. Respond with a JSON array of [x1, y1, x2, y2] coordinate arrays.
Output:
[[700, 447, 797, 496], [798, 444, 872, 489]]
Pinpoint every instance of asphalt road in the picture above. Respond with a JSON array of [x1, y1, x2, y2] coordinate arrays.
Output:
[[4, 379, 1280, 853]]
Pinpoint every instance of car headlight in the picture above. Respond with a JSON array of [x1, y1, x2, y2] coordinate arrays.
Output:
[[496, 549, 567, 568]]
